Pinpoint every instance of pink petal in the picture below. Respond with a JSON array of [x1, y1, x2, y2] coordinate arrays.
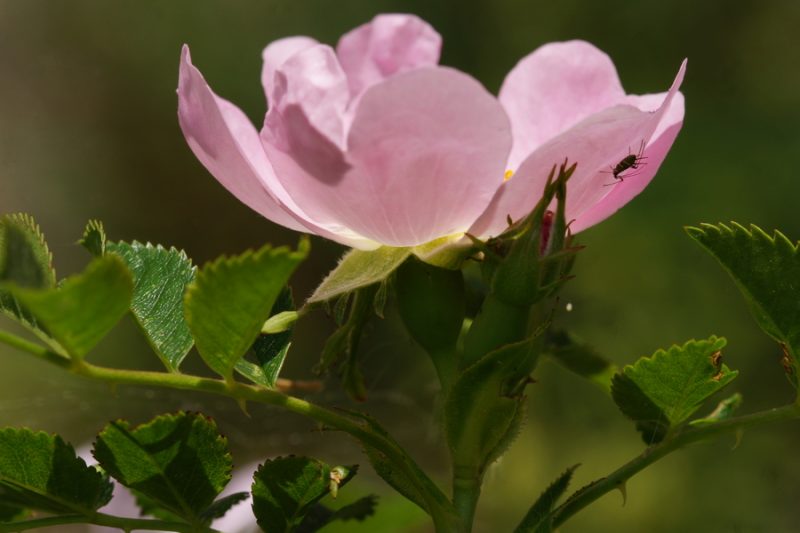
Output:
[[264, 67, 512, 247], [261, 36, 319, 106], [266, 44, 350, 148], [471, 61, 686, 238], [571, 91, 685, 232], [336, 13, 442, 98], [499, 41, 626, 169], [177, 45, 307, 232], [178, 46, 378, 250]]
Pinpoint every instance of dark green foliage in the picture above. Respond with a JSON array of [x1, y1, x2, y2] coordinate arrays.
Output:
[[687, 222, 800, 385], [251, 456, 356, 532], [236, 287, 294, 388], [0, 213, 56, 333], [11, 255, 133, 358], [185, 240, 307, 379], [107, 241, 195, 371], [544, 329, 617, 392], [93, 412, 232, 526], [79, 219, 107, 257], [612, 337, 737, 443], [514, 465, 578, 533], [0, 428, 112, 516]]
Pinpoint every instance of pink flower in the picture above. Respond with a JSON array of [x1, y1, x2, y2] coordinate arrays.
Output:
[[178, 14, 684, 251]]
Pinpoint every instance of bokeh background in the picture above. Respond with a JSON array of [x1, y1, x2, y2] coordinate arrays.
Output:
[[2, 1, 799, 531]]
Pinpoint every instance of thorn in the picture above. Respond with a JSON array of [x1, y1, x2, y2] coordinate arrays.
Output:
[[732, 428, 744, 450], [236, 397, 250, 417], [617, 481, 628, 506]]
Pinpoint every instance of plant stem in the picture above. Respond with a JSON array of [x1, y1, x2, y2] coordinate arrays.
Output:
[[0, 330, 458, 532], [0, 512, 221, 532], [551, 403, 800, 528], [452, 467, 481, 531]]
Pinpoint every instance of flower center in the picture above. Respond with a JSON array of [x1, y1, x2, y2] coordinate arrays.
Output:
[[504, 169, 514, 182]]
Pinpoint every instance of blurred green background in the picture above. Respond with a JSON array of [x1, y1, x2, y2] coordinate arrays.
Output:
[[2, 1, 799, 531]]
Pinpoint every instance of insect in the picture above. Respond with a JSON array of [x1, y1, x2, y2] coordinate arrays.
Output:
[[603, 140, 647, 186]]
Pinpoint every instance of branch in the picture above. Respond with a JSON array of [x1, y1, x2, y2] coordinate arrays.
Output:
[[0, 330, 458, 531], [551, 402, 800, 527], [0, 512, 221, 532]]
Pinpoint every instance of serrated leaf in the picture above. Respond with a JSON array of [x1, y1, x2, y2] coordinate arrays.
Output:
[[185, 241, 307, 379], [298, 495, 378, 532], [306, 247, 411, 305], [251, 456, 356, 532], [687, 223, 800, 379], [0, 213, 56, 332], [445, 337, 537, 475], [235, 287, 294, 388], [514, 465, 578, 533], [611, 337, 738, 443], [79, 219, 106, 257], [0, 428, 112, 516], [10, 255, 133, 358], [544, 329, 617, 392], [199, 491, 249, 522], [93, 412, 231, 525], [107, 241, 195, 371]]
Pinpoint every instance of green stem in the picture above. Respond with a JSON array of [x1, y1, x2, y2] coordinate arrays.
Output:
[[551, 403, 800, 528], [0, 511, 220, 532], [0, 331, 458, 532], [452, 467, 481, 531]]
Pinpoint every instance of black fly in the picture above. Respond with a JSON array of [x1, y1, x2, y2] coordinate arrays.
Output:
[[603, 140, 647, 186]]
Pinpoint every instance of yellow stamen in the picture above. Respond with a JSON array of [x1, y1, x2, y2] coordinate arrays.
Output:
[[504, 169, 514, 182]]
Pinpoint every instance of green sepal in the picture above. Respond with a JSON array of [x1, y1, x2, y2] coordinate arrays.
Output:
[[107, 241, 196, 372], [445, 335, 540, 477], [79, 219, 106, 257], [395, 256, 465, 354], [251, 456, 356, 532], [317, 286, 377, 402], [0, 428, 113, 516], [544, 329, 617, 393], [690, 392, 743, 427], [185, 239, 307, 380], [687, 222, 800, 386], [0, 213, 56, 334], [235, 287, 295, 388], [93, 412, 232, 526], [10, 255, 133, 359], [611, 336, 738, 444], [307, 247, 411, 305], [514, 465, 579, 533]]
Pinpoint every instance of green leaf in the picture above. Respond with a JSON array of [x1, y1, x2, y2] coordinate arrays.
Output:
[[199, 491, 249, 522], [544, 329, 617, 393], [185, 240, 307, 379], [690, 392, 743, 427], [611, 336, 737, 443], [0, 428, 112, 515], [514, 465, 578, 533], [235, 287, 294, 388], [306, 246, 411, 305], [687, 222, 800, 381], [79, 219, 106, 257], [107, 241, 195, 371], [445, 337, 537, 476], [0, 213, 56, 332], [251, 456, 356, 532], [93, 412, 231, 525], [0, 501, 27, 522], [10, 255, 133, 358], [298, 495, 378, 532]]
